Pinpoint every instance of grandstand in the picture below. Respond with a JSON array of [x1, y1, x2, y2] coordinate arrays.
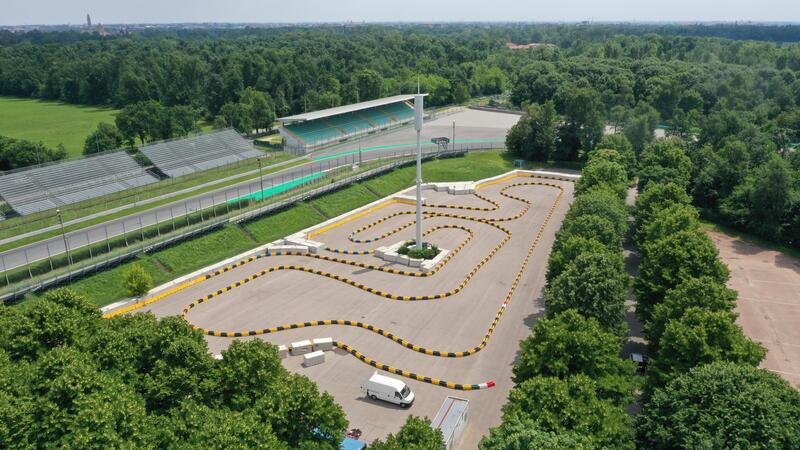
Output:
[[140, 129, 263, 177], [0, 150, 158, 216], [278, 94, 417, 153]]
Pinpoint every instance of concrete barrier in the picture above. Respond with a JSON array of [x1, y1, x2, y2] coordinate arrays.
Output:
[[277, 344, 288, 358], [290, 339, 313, 355], [303, 350, 326, 367], [313, 337, 334, 351]]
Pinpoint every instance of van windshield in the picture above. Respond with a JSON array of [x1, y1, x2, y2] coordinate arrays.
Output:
[[400, 386, 411, 398]]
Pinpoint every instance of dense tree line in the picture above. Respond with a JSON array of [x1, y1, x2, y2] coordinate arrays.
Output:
[[0, 136, 66, 170], [632, 140, 800, 448], [480, 144, 637, 449], [0, 288, 349, 448]]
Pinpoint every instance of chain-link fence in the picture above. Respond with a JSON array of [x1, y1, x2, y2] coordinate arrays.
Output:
[[0, 142, 503, 301]]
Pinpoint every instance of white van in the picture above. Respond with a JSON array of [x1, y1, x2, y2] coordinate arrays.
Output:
[[360, 371, 415, 408]]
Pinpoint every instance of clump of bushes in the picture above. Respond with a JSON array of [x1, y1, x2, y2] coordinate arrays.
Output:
[[397, 240, 440, 260]]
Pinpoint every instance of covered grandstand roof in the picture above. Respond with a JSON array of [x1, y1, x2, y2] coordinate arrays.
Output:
[[139, 129, 262, 178], [278, 94, 422, 123], [0, 151, 158, 216]]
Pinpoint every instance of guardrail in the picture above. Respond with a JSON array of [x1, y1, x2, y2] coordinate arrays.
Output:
[[0, 143, 501, 303]]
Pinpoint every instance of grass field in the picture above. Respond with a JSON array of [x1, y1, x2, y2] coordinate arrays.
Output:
[[0, 96, 119, 157], [18, 151, 523, 308]]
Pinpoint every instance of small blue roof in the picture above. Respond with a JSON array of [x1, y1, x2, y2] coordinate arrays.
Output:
[[341, 437, 367, 450]]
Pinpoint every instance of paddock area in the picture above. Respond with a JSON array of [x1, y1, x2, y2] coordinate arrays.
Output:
[[108, 170, 576, 448]]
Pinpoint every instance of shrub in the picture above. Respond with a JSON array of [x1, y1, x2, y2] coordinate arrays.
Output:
[[123, 264, 153, 297]]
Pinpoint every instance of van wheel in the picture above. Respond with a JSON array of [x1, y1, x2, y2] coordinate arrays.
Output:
[[401, 403, 410, 408], [369, 394, 377, 400]]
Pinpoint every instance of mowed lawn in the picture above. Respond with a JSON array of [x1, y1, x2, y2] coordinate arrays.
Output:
[[0, 96, 118, 157]]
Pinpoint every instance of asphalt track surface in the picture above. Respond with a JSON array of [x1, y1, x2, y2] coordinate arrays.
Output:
[[0, 109, 518, 273], [108, 172, 574, 448]]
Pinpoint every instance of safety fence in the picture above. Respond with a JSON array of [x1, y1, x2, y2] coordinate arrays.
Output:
[[0, 142, 503, 302], [0, 151, 296, 244]]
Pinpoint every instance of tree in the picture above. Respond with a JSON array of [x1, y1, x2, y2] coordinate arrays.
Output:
[[592, 135, 638, 178], [369, 416, 445, 450], [83, 122, 124, 154], [240, 87, 275, 132], [545, 253, 629, 339], [645, 277, 738, 350], [0, 136, 66, 170], [115, 100, 164, 145], [623, 102, 660, 154], [220, 102, 254, 134], [638, 203, 700, 244], [635, 230, 729, 322], [506, 101, 558, 161], [502, 375, 633, 450], [575, 159, 629, 199], [747, 155, 797, 240], [547, 236, 622, 283], [633, 181, 691, 238], [565, 189, 629, 238], [647, 308, 766, 388], [479, 420, 593, 450], [636, 362, 800, 449], [513, 310, 636, 404], [123, 264, 153, 297], [556, 215, 622, 251], [559, 87, 605, 160], [637, 139, 693, 192]]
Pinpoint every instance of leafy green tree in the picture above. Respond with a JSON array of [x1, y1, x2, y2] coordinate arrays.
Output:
[[591, 136, 637, 178], [506, 101, 559, 161], [123, 264, 153, 297], [747, 155, 796, 240], [153, 401, 286, 449], [576, 159, 629, 199], [647, 308, 766, 389], [502, 375, 633, 450], [623, 102, 660, 154], [370, 416, 445, 450], [557, 215, 622, 251], [636, 362, 800, 449], [638, 203, 700, 244], [637, 139, 693, 192], [115, 100, 163, 145], [240, 87, 275, 132], [545, 253, 629, 339], [547, 236, 622, 283], [83, 122, 124, 154], [0, 136, 66, 170], [513, 310, 636, 404], [220, 102, 254, 134], [635, 230, 729, 322], [559, 87, 605, 160], [566, 188, 629, 237], [633, 181, 691, 238], [479, 420, 593, 450], [645, 277, 738, 350]]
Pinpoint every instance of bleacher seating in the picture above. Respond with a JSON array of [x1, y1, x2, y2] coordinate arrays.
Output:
[[0, 151, 158, 216], [283, 101, 416, 148], [140, 129, 263, 178]]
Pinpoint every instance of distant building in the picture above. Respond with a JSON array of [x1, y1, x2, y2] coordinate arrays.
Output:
[[86, 14, 92, 28], [505, 42, 558, 50]]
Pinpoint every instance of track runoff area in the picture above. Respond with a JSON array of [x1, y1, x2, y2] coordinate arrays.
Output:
[[105, 170, 576, 440]]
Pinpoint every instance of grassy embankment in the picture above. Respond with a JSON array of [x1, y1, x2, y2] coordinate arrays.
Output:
[[18, 150, 523, 309]]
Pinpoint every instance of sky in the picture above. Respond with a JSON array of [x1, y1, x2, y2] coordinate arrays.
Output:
[[3, 0, 800, 26]]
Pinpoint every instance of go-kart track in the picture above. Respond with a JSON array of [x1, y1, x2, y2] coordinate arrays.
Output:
[[106, 170, 577, 448]]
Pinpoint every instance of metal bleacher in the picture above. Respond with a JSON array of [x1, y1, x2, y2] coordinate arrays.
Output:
[[281, 100, 417, 150], [139, 129, 263, 178], [0, 151, 159, 216]]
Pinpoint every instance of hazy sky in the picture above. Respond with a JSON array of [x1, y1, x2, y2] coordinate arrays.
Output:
[[3, 0, 800, 25]]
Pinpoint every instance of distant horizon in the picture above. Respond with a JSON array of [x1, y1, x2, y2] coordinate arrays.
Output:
[[5, 20, 800, 28], [4, 0, 799, 27]]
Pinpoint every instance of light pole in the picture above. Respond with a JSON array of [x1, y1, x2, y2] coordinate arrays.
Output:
[[414, 92, 426, 250], [57, 209, 72, 265], [257, 157, 265, 201]]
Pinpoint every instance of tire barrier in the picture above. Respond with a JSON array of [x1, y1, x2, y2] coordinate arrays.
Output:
[[106, 174, 571, 390]]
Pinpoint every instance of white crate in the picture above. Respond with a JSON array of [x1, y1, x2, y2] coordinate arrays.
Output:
[[290, 339, 313, 355], [313, 337, 334, 351], [303, 350, 326, 367], [277, 344, 288, 358]]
